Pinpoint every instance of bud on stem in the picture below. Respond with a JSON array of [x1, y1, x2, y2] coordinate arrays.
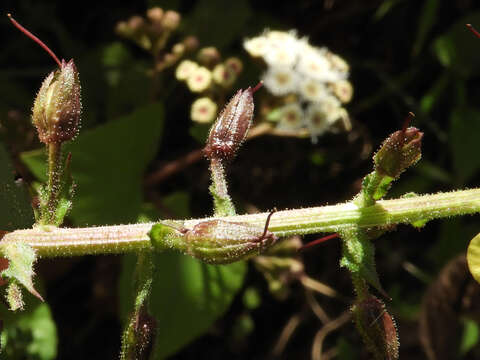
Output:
[[9, 14, 81, 226]]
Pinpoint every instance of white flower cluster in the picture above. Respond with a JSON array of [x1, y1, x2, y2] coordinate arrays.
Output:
[[244, 30, 353, 142]]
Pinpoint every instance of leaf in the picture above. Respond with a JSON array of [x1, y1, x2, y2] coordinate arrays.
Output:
[[340, 229, 387, 298], [449, 107, 480, 183], [1, 241, 43, 309], [459, 319, 479, 355], [412, 0, 439, 57], [0, 291, 57, 359], [21, 103, 164, 226], [433, 12, 480, 76], [467, 233, 480, 284], [149, 253, 246, 359], [0, 142, 34, 231]]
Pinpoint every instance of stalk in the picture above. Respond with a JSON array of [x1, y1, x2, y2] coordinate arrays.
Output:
[[3, 188, 480, 258]]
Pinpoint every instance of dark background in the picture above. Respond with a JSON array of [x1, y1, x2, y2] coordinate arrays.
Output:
[[2, 0, 480, 359]]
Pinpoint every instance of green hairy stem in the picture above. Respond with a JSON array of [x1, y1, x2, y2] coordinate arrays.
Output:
[[3, 188, 480, 258]]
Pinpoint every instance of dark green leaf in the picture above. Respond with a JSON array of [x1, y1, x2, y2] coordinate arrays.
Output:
[[0, 142, 34, 230], [21, 103, 164, 225], [433, 12, 480, 76], [412, 0, 439, 57], [450, 107, 480, 182], [149, 253, 246, 359], [0, 290, 57, 360]]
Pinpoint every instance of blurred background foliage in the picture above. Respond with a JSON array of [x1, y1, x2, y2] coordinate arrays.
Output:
[[2, 0, 480, 359]]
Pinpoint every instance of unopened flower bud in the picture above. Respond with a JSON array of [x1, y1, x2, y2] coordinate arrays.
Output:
[[162, 11, 180, 31], [127, 15, 145, 34], [352, 296, 399, 360], [197, 47, 221, 67], [149, 212, 277, 264], [146, 7, 164, 23], [203, 83, 262, 161], [32, 59, 82, 144], [183, 36, 199, 52], [225, 57, 243, 74], [212, 64, 236, 87], [374, 121, 423, 179]]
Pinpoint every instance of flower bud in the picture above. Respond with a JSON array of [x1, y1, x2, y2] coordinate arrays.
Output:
[[162, 11, 180, 31], [150, 218, 277, 264], [352, 296, 399, 360], [32, 59, 82, 144], [203, 83, 261, 161], [197, 47, 221, 67], [374, 125, 423, 179]]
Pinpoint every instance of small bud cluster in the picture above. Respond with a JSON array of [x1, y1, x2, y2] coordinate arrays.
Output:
[[244, 30, 352, 143], [116, 8, 198, 70], [176, 49, 243, 124]]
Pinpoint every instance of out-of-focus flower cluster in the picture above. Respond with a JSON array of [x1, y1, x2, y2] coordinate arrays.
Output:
[[116, 7, 198, 71], [175, 48, 243, 124], [244, 30, 353, 143]]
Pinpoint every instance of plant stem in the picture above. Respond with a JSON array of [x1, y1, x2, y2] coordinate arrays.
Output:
[[42, 142, 62, 224], [209, 157, 236, 216], [4, 188, 480, 258]]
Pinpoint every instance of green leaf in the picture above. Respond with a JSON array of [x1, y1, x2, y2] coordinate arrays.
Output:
[[450, 107, 480, 183], [412, 0, 439, 57], [340, 229, 387, 298], [1, 241, 43, 309], [0, 294, 57, 360], [459, 319, 480, 355], [433, 12, 480, 76], [467, 233, 480, 284], [0, 142, 34, 231], [150, 253, 246, 359], [21, 103, 164, 226]]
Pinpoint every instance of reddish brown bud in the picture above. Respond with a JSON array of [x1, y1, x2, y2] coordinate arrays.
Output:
[[353, 296, 399, 360], [203, 83, 261, 161]]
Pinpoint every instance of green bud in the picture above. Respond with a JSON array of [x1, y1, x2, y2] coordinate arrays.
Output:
[[32, 60, 81, 144], [149, 213, 277, 264], [374, 126, 423, 179]]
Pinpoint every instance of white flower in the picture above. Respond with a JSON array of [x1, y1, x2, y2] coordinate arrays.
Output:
[[264, 47, 297, 68], [298, 78, 329, 102], [176, 60, 198, 81], [296, 50, 341, 82], [330, 79, 353, 103], [190, 97, 217, 123], [186, 66, 212, 92], [243, 36, 269, 57], [277, 103, 304, 130], [262, 67, 298, 96], [319, 95, 342, 124], [304, 103, 330, 143], [326, 52, 350, 74]]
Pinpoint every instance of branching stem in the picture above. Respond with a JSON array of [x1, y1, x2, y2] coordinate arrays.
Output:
[[4, 188, 480, 257]]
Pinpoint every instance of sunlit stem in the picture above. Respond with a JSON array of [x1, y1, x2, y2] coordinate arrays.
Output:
[[42, 142, 63, 224]]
